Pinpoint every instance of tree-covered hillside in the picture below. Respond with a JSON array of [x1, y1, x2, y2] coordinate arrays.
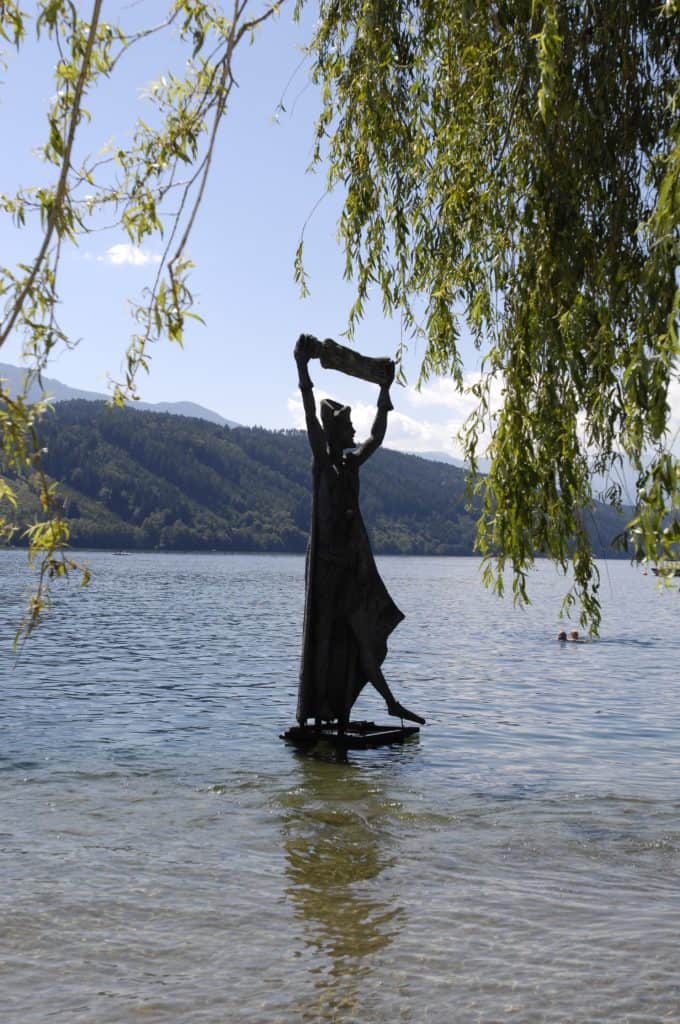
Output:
[[1, 400, 628, 557]]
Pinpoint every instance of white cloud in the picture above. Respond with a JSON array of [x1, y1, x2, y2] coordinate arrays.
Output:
[[98, 243, 162, 267], [404, 376, 468, 410], [288, 390, 466, 458], [287, 370, 504, 460], [668, 375, 680, 447], [384, 410, 463, 455], [404, 371, 503, 413], [288, 367, 680, 470]]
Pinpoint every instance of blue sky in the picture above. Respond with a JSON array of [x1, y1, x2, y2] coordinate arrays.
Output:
[[0, 1, 489, 458], [4, 2, 675, 474]]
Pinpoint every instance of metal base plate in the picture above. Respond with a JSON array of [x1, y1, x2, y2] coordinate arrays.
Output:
[[281, 720, 420, 750]]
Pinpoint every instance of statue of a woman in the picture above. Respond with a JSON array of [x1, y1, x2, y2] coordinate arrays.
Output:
[[295, 334, 425, 729]]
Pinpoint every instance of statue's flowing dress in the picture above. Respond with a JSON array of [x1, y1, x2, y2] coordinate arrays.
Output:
[[297, 446, 404, 724]]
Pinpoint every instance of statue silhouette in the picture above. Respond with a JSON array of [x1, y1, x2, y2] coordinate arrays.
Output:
[[294, 334, 425, 729]]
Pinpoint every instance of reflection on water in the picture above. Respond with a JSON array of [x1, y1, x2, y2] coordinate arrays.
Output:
[[280, 753, 404, 1017], [2, 552, 680, 1023]]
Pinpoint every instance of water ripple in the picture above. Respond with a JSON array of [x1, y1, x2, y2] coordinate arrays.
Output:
[[1, 553, 680, 1022]]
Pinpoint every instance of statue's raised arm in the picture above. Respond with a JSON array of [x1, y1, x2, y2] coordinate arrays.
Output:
[[354, 363, 395, 466], [295, 334, 325, 457]]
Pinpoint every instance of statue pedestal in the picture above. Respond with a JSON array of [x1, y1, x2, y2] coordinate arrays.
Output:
[[281, 720, 419, 750]]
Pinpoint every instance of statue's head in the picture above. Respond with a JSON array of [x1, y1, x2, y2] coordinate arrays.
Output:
[[320, 399, 355, 450]]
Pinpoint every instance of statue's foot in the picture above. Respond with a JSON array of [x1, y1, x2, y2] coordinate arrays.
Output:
[[387, 700, 425, 726]]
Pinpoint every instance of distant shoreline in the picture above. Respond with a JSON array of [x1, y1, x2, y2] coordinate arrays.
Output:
[[2, 399, 632, 561], [0, 545, 632, 560]]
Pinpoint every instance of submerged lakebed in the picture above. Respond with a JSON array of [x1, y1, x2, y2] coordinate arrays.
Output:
[[1, 552, 680, 1022]]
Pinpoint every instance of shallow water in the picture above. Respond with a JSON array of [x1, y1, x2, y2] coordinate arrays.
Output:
[[1, 552, 679, 1022]]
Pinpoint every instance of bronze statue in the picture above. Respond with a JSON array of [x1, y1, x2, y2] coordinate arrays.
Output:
[[294, 333, 425, 732]]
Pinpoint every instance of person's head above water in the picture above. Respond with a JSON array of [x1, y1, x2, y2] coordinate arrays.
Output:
[[557, 630, 567, 641], [320, 398, 356, 450]]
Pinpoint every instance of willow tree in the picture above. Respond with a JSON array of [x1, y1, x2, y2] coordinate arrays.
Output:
[[2, 1, 679, 639], [0, 0, 283, 638], [300, 0, 680, 630]]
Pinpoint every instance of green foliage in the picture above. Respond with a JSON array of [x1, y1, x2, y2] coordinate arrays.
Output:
[[303, 0, 680, 631], [0, 0, 284, 638], [1, 1, 284, 389], [2, 0, 679, 638], [0, 380, 85, 642]]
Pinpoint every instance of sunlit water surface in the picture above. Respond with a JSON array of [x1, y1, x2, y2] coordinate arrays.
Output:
[[1, 552, 679, 1023]]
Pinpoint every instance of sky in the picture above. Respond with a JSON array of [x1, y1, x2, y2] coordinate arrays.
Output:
[[1, 2, 677, 475], [0, 0, 487, 460]]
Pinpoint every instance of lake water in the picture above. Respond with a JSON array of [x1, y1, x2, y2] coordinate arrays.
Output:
[[1, 551, 679, 1023]]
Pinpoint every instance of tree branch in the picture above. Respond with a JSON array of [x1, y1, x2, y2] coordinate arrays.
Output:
[[0, 0, 104, 350]]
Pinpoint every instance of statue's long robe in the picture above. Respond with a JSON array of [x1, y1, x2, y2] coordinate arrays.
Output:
[[297, 448, 403, 724]]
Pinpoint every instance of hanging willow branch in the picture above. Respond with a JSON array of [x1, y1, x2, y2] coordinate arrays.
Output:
[[300, 0, 680, 632], [0, 0, 285, 643]]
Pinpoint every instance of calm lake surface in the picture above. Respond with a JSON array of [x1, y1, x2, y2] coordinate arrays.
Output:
[[1, 551, 679, 1023]]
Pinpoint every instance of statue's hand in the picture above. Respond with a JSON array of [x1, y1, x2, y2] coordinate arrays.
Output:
[[295, 334, 322, 363], [385, 360, 396, 387]]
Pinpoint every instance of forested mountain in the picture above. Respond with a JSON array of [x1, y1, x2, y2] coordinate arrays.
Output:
[[1, 401, 629, 556]]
